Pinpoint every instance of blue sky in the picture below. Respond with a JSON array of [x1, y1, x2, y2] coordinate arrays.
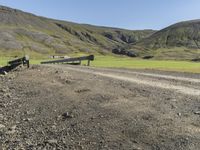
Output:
[[0, 0, 199, 30]]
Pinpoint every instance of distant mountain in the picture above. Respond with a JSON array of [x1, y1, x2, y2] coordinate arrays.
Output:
[[136, 20, 200, 49], [132, 20, 200, 60], [0, 5, 154, 56]]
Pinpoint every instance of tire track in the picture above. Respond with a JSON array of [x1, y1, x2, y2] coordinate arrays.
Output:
[[51, 65, 200, 96], [91, 68, 200, 83]]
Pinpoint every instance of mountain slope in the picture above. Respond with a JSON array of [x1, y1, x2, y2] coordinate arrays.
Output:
[[136, 20, 200, 49], [0, 6, 154, 56], [131, 20, 200, 60]]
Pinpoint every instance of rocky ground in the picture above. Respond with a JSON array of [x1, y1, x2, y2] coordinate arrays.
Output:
[[0, 65, 200, 150]]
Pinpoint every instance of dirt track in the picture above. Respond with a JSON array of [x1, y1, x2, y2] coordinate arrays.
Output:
[[54, 65, 200, 96], [0, 65, 200, 150]]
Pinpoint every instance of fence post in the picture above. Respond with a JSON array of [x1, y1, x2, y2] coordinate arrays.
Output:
[[25, 55, 30, 68], [87, 60, 90, 66]]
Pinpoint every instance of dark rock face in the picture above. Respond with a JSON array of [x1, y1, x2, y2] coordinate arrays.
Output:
[[103, 32, 114, 40], [191, 58, 200, 62], [102, 30, 153, 45], [112, 48, 137, 57], [127, 51, 137, 57], [112, 48, 127, 55], [143, 56, 154, 59]]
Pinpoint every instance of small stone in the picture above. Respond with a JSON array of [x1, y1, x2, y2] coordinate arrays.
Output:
[[7, 125, 17, 134], [171, 99, 177, 102], [171, 104, 177, 109], [65, 80, 71, 84], [0, 124, 5, 129], [0, 103, 6, 108], [11, 125, 17, 130], [1, 88, 7, 93], [47, 139, 57, 144], [23, 118, 33, 122], [194, 111, 200, 115], [62, 112, 73, 120], [177, 113, 182, 116], [3, 71, 8, 75], [132, 146, 142, 150], [16, 121, 20, 124], [0, 114, 4, 120], [6, 93, 12, 98], [52, 125, 56, 129], [7, 126, 16, 134]]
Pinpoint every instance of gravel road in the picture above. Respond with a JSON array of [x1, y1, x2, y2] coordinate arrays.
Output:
[[53, 65, 200, 96], [0, 65, 200, 150]]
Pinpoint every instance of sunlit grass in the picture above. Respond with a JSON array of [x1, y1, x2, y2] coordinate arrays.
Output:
[[91, 55, 200, 73], [0, 57, 10, 66]]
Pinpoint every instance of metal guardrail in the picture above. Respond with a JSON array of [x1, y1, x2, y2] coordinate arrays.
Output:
[[8, 56, 30, 67], [0, 56, 30, 74], [41, 55, 94, 66]]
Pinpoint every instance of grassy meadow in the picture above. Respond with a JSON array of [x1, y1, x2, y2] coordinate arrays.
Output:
[[92, 55, 200, 73], [1, 54, 200, 73]]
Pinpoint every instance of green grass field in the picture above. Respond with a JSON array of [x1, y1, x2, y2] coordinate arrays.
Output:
[[0, 57, 10, 66], [1, 55, 200, 73], [92, 56, 200, 73]]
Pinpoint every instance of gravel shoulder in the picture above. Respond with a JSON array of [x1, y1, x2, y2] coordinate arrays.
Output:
[[0, 65, 200, 150]]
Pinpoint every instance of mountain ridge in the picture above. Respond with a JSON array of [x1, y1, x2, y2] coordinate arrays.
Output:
[[0, 5, 200, 60], [0, 5, 155, 57]]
